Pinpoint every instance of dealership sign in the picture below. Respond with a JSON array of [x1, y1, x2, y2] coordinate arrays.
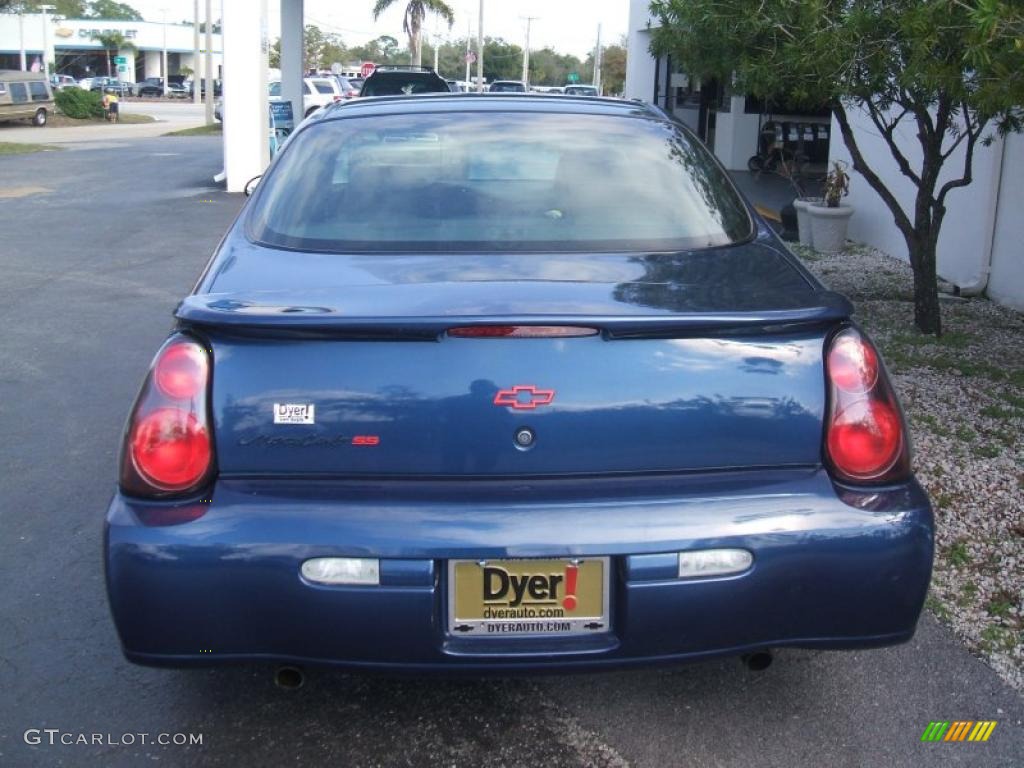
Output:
[[79, 28, 139, 40]]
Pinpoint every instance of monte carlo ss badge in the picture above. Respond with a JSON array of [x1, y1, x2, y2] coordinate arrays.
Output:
[[448, 558, 609, 636]]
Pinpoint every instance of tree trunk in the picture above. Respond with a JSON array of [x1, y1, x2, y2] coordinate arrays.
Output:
[[412, 32, 422, 66], [106, 51, 112, 77], [906, 233, 942, 336]]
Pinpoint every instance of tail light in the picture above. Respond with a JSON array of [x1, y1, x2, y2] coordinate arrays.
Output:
[[120, 336, 214, 497], [824, 328, 909, 483]]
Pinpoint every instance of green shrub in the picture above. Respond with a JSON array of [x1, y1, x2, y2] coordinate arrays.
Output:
[[55, 88, 104, 119]]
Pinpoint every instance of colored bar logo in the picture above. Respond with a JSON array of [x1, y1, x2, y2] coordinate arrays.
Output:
[[921, 721, 997, 742]]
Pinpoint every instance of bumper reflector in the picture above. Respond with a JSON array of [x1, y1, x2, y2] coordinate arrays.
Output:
[[301, 558, 380, 586], [678, 549, 753, 579]]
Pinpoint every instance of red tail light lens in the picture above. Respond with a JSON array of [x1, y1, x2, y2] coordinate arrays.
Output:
[[131, 408, 211, 489], [154, 343, 206, 399], [824, 328, 908, 483], [120, 336, 214, 497]]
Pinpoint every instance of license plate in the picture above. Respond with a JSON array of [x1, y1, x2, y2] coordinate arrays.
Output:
[[448, 557, 610, 637]]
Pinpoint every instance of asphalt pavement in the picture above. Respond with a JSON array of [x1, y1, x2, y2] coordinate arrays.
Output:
[[0, 136, 1021, 768]]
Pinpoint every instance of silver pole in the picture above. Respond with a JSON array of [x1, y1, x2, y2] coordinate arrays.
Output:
[[464, 17, 471, 84], [476, 0, 484, 92], [161, 8, 169, 96], [18, 14, 26, 71], [593, 23, 602, 93], [521, 17, 535, 87], [204, 0, 214, 125], [193, 0, 201, 104], [41, 6, 51, 78]]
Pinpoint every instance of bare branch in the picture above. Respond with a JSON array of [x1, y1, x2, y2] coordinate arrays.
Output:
[[865, 102, 921, 186], [834, 103, 915, 241], [936, 104, 985, 209]]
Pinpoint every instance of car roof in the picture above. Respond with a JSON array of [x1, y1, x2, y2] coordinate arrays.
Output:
[[320, 92, 662, 121]]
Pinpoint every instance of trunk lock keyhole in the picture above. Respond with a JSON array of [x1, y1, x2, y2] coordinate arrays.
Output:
[[514, 427, 535, 450]]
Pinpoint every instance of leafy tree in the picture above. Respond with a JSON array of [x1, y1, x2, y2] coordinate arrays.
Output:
[[88, 0, 142, 20], [599, 40, 627, 96], [650, 0, 1024, 335], [90, 30, 135, 77], [371, 0, 455, 66], [4, 0, 88, 14]]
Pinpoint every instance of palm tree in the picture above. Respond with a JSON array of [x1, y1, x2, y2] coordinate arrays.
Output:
[[91, 31, 137, 79], [372, 0, 455, 67]]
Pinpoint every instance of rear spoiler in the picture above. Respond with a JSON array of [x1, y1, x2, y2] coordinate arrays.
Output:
[[175, 290, 853, 340]]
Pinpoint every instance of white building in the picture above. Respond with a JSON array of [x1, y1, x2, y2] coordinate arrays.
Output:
[[0, 14, 222, 83], [624, 2, 830, 174], [625, 0, 1024, 312]]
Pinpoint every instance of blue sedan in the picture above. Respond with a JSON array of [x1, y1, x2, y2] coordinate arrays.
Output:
[[105, 93, 932, 677]]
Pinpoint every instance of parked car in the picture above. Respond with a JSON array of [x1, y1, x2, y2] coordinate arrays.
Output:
[[269, 77, 344, 118], [135, 77, 165, 97], [90, 77, 131, 97], [489, 80, 527, 93], [188, 78, 222, 98], [166, 82, 189, 99], [49, 74, 77, 91], [0, 69, 53, 126], [331, 75, 359, 100], [348, 77, 365, 93], [359, 65, 450, 97], [105, 93, 933, 677], [564, 84, 599, 96]]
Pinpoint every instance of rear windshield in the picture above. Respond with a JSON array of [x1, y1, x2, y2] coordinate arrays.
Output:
[[313, 81, 335, 94], [247, 112, 752, 253], [361, 74, 448, 97]]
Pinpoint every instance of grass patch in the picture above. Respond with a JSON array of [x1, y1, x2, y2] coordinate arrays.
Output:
[[116, 113, 156, 124], [890, 330, 975, 349], [980, 625, 1019, 653], [925, 594, 951, 621], [0, 142, 59, 155], [164, 123, 221, 136], [973, 443, 1002, 459], [980, 404, 1019, 421], [947, 541, 971, 568], [954, 426, 976, 442]]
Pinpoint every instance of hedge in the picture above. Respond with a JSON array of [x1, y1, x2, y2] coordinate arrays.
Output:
[[55, 88, 105, 119]]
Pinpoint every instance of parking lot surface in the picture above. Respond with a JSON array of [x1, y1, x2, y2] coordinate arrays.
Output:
[[0, 137, 1021, 767]]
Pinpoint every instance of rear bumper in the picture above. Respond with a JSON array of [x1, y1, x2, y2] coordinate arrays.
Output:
[[105, 469, 933, 672]]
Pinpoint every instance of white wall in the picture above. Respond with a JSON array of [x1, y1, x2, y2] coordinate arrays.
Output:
[[988, 134, 1024, 311], [624, 0, 656, 102], [221, 0, 269, 193], [829, 105, 1018, 308]]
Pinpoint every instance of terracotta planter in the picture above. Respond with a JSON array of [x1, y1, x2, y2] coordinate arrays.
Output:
[[793, 197, 822, 247], [808, 204, 854, 253]]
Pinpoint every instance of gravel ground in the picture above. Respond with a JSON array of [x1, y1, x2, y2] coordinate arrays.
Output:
[[793, 242, 1024, 691]]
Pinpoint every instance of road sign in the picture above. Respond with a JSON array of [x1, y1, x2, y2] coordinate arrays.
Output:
[[567, 72, 580, 83], [360, 62, 376, 78], [117, 65, 127, 73], [114, 56, 126, 65]]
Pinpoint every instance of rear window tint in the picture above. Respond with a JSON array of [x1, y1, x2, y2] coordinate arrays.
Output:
[[313, 81, 334, 94], [248, 112, 752, 253], [361, 75, 448, 97]]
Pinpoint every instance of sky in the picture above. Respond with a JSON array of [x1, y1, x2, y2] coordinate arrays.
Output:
[[122, 1, 630, 59]]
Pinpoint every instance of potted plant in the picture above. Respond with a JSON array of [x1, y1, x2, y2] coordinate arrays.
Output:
[[807, 161, 853, 253], [793, 193, 823, 247]]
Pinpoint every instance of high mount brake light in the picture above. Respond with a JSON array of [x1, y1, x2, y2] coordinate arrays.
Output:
[[824, 328, 908, 483], [448, 326, 599, 338], [120, 336, 214, 497]]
